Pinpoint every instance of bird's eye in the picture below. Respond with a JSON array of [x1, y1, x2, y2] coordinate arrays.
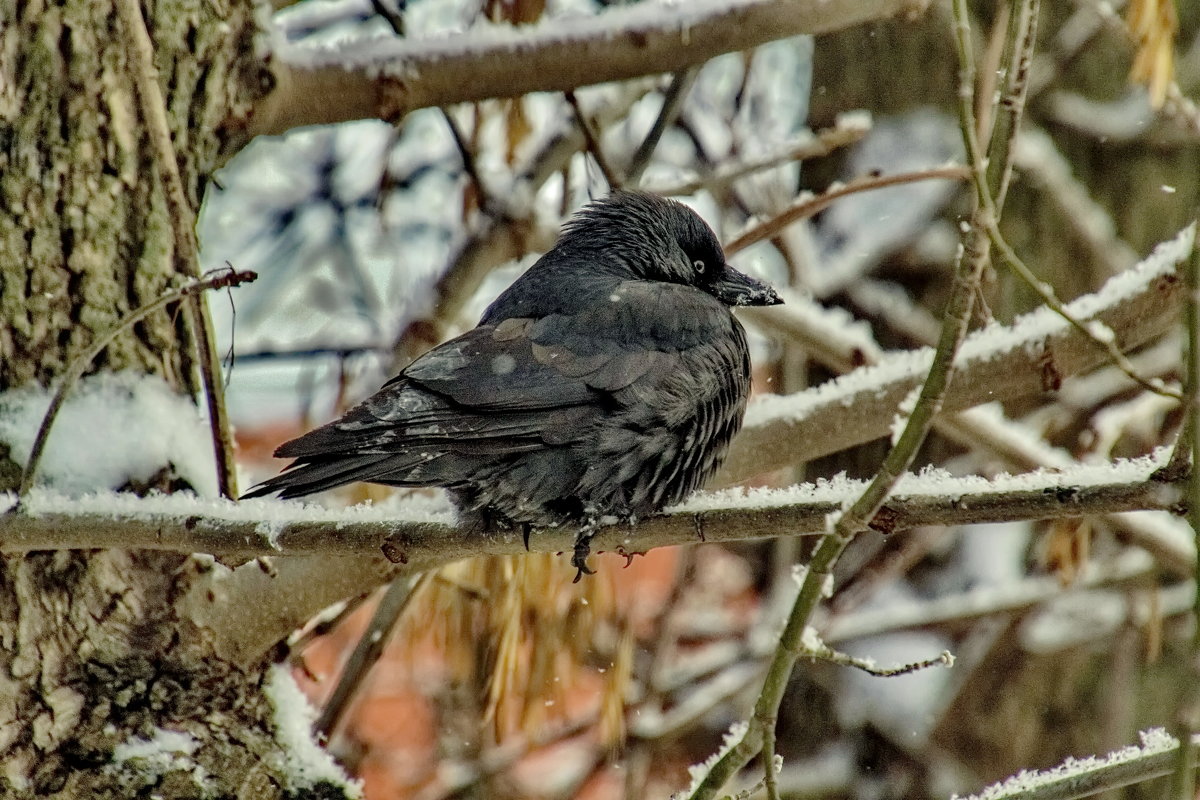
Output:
[[693, 259, 706, 275]]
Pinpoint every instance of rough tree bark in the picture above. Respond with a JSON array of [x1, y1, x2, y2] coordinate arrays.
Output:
[[0, 1, 310, 796]]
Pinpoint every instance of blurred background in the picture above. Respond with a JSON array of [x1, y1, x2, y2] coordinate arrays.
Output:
[[199, 1, 1200, 797]]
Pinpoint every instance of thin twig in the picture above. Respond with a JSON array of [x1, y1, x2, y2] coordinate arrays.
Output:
[[946, 3, 1178, 404], [685, 19, 992, 800], [644, 117, 871, 198], [287, 594, 371, 658], [442, 108, 502, 218], [566, 89, 621, 190], [368, 0, 405, 36], [232, 345, 383, 363], [723, 166, 971, 256], [802, 633, 955, 678], [115, 0, 240, 499], [314, 573, 424, 739], [985, 0, 1039, 211], [14, 269, 257, 502], [626, 68, 698, 186]]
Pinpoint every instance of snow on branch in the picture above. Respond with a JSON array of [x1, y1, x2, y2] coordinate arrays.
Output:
[[0, 452, 1185, 563], [716, 224, 1195, 485], [251, 0, 929, 136], [953, 728, 1193, 800]]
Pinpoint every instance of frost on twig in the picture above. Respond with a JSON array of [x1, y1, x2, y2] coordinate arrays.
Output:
[[953, 728, 1190, 800], [798, 625, 954, 677]]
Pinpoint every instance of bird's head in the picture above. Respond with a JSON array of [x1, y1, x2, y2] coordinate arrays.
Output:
[[560, 191, 783, 308]]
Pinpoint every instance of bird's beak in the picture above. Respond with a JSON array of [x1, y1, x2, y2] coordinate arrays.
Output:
[[714, 266, 784, 307]]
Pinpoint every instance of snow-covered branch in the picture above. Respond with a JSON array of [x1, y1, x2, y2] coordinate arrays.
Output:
[[0, 455, 1185, 561], [251, 0, 929, 136], [717, 225, 1194, 485], [953, 729, 1196, 800]]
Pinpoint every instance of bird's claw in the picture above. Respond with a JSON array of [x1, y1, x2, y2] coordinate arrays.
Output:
[[571, 533, 596, 583], [522, 523, 532, 552]]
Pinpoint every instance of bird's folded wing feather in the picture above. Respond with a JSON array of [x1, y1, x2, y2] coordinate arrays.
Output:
[[274, 281, 724, 461]]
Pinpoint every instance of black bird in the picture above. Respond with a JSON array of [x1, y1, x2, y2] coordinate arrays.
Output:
[[244, 191, 782, 577]]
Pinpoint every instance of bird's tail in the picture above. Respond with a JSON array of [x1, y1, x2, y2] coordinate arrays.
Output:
[[241, 451, 446, 500]]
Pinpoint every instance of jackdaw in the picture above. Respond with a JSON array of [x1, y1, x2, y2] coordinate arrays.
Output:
[[244, 191, 782, 577]]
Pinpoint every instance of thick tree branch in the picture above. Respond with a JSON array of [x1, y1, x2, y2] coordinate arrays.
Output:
[[251, 0, 931, 137], [0, 464, 1185, 560]]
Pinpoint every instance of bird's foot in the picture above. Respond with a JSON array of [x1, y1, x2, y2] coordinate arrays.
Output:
[[571, 530, 596, 583]]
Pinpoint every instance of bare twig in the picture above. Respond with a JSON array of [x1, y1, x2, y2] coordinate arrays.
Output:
[[762, 719, 781, 800], [13, 269, 257, 502], [566, 90, 620, 190], [802, 633, 955, 677], [442, 108, 496, 215], [314, 573, 424, 739], [626, 67, 698, 186], [689, 30, 992, 800], [643, 115, 871, 197], [368, 0, 405, 36], [985, 0, 1039, 210], [115, 0, 240, 499], [723, 166, 971, 256]]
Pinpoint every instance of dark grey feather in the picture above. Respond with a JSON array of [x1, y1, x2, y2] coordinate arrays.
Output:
[[243, 191, 781, 577]]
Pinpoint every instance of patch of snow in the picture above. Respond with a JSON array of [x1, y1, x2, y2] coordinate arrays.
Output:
[[957, 521, 1031, 587], [265, 664, 363, 797], [890, 385, 922, 445], [1019, 588, 1128, 653], [109, 728, 212, 792], [0, 372, 218, 497]]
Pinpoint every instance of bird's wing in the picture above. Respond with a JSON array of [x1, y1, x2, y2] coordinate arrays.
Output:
[[242, 281, 745, 501], [274, 281, 725, 459]]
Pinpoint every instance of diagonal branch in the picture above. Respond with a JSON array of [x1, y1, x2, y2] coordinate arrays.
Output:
[[718, 225, 1194, 485]]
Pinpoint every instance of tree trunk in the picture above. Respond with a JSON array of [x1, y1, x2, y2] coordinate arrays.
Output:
[[0, 1, 329, 796]]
